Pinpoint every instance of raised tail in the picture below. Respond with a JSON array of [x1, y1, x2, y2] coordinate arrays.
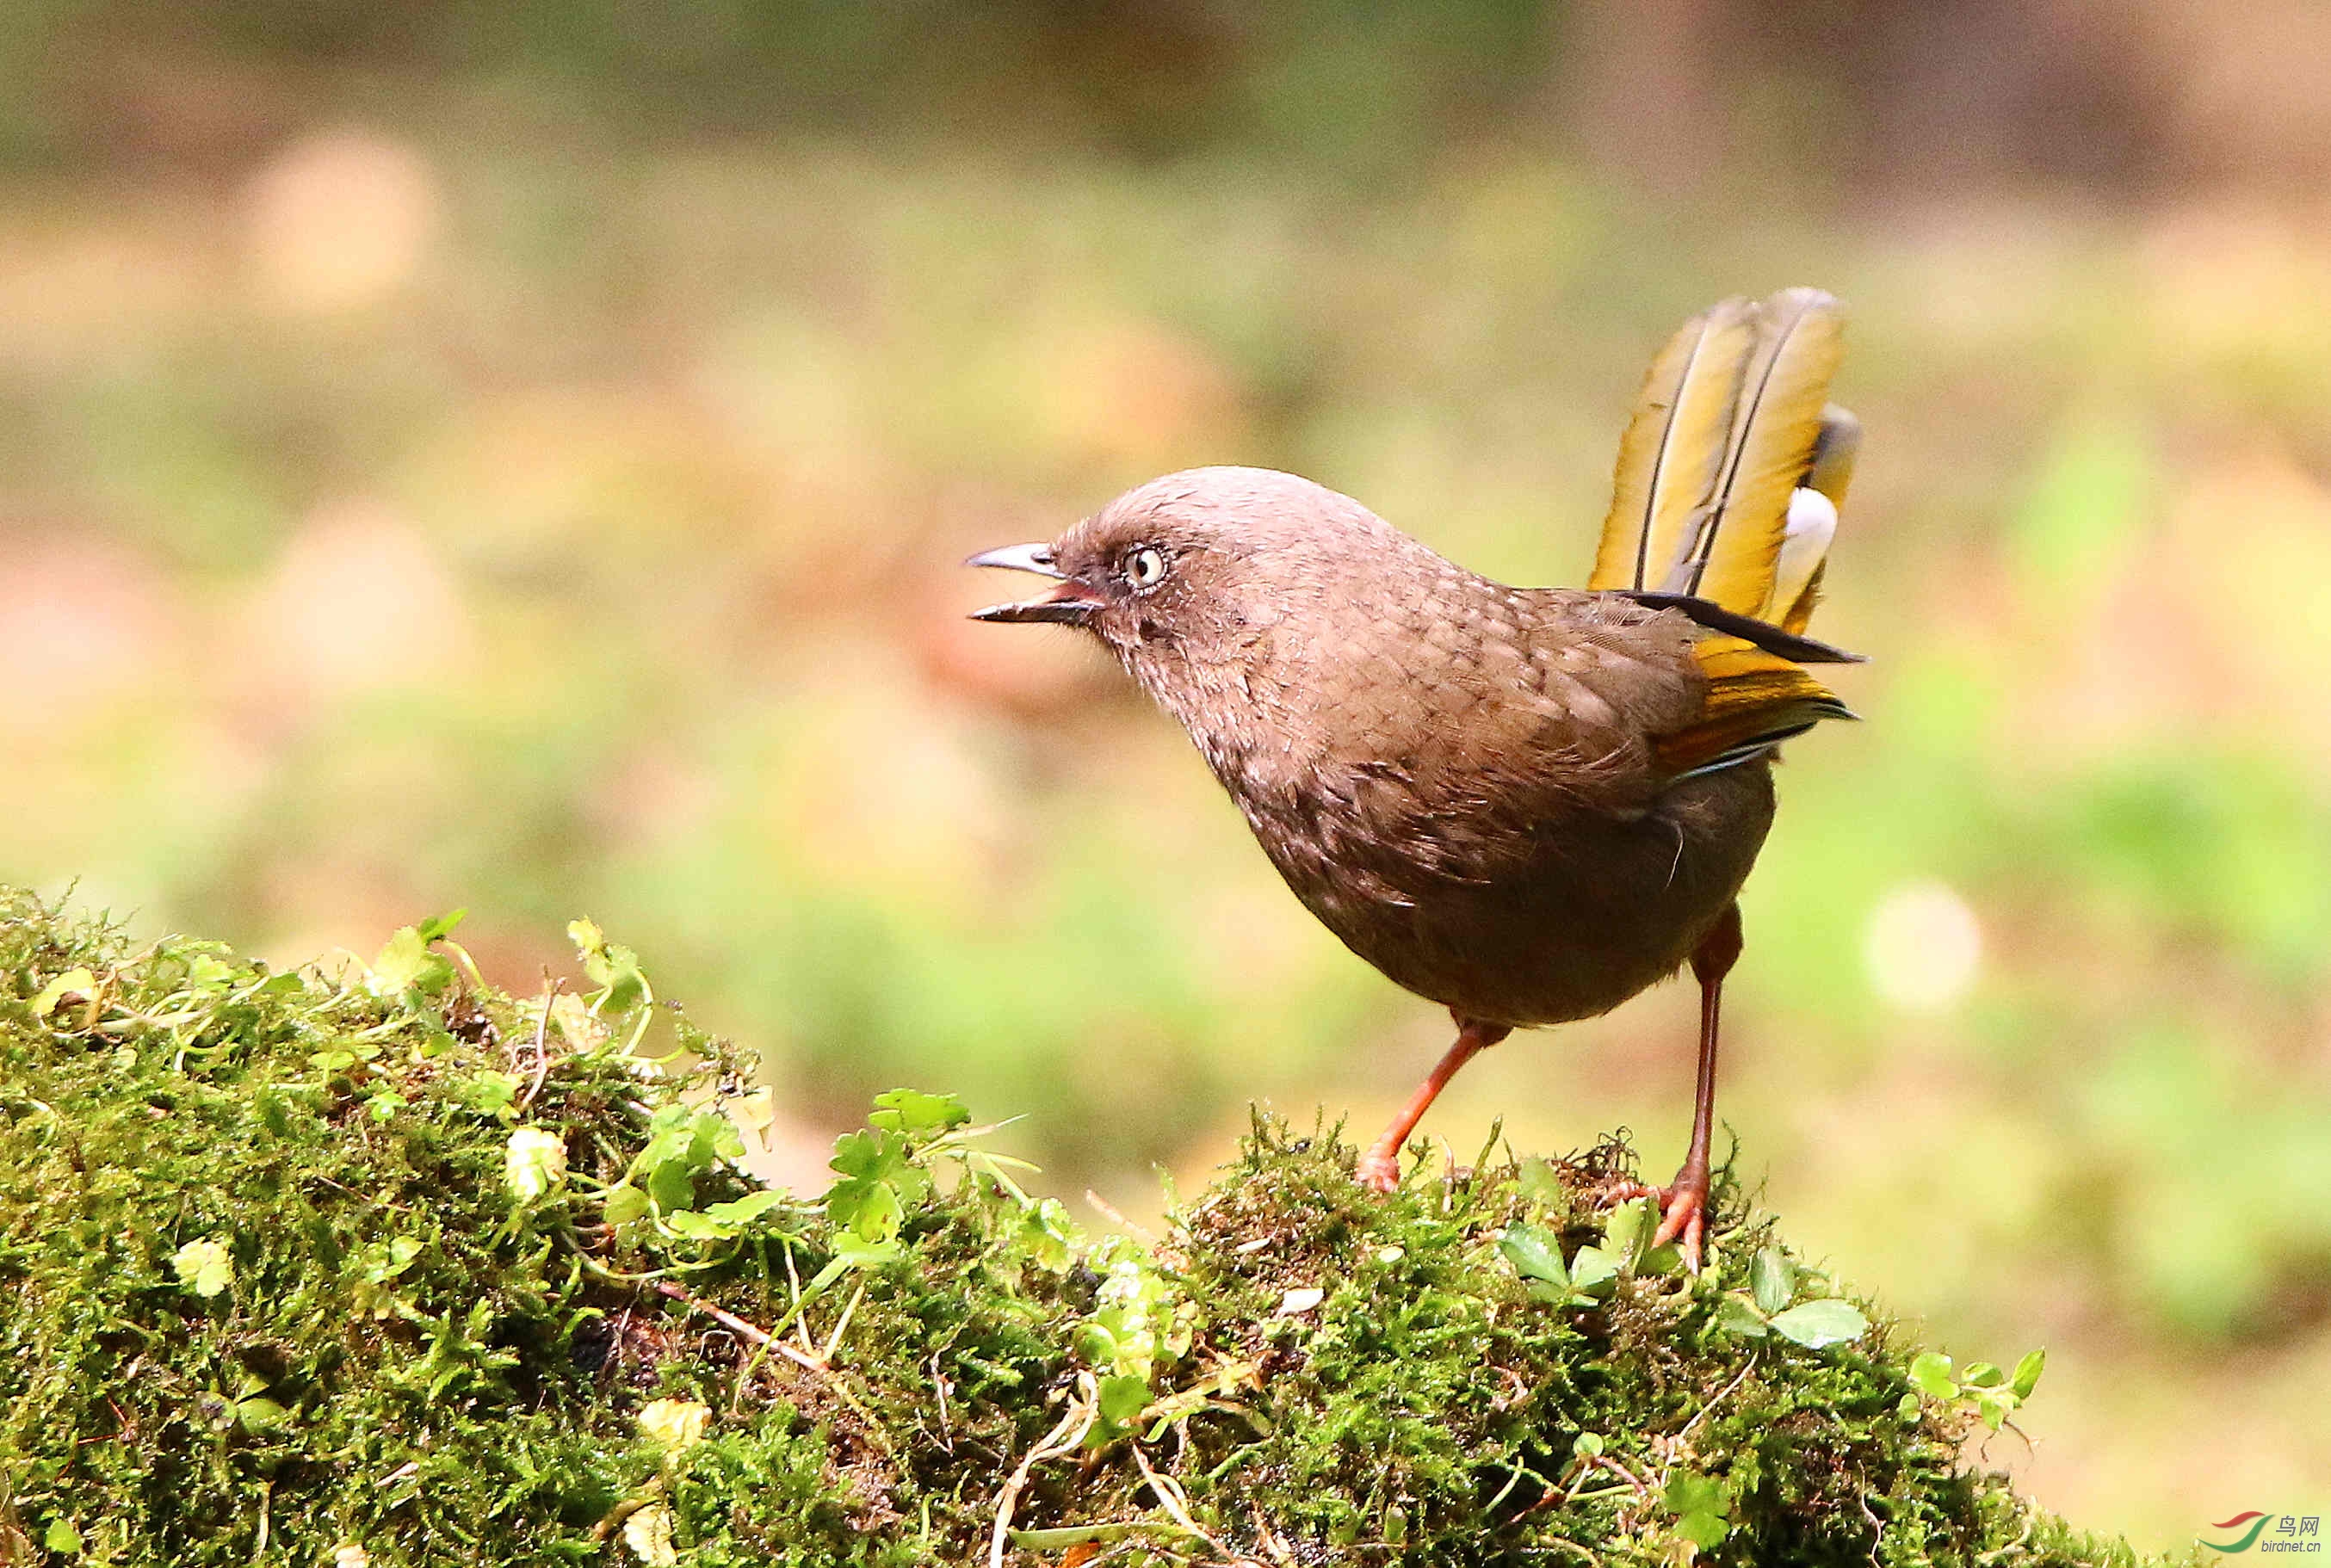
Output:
[[1590, 289, 1864, 781], [1587, 287, 1858, 633]]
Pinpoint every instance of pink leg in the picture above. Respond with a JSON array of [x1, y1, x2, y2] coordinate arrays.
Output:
[[1650, 902, 1743, 1270], [1357, 1014, 1512, 1193]]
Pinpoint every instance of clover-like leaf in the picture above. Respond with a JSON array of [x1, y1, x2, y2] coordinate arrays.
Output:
[[1091, 1372, 1152, 1444], [1768, 1298, 1868, 1349], [368, 925, 454, 1000], [1664, 1472, 1733, 1551], [172, 1238, 235, 1299]]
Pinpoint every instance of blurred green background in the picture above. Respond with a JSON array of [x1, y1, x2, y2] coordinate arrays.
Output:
[[5, 0, 2328, 1549]]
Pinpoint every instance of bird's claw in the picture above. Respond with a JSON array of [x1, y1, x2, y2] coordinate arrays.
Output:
[[1592, 1172, 1710, 1273], [1650, 1182, 1708, 1273], [1355, 1148, 1403, 1194]]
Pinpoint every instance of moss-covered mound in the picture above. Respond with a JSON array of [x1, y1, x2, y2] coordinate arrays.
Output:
[[1, 890, 2160, 1567]]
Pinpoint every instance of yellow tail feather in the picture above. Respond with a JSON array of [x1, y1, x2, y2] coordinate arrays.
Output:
[[1590, 289, 1851, 629], [1588, 297, 1759, 596]]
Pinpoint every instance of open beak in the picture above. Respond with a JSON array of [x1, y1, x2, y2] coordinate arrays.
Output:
[[965, 542, 1104, 626]]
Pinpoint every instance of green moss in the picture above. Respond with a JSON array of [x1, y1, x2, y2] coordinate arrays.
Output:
[[0, 890, 2175, 1566]]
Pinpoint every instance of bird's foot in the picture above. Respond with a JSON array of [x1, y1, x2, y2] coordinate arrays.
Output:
[[1590, 1168, 1711, 1272], [1355, 1143, 1404, 1194], [1650, 1176, 1709, 1274]]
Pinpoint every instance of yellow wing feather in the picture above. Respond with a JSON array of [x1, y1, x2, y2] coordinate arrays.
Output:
[[1587, 297, 1759, 594], [1654, 636, 1855, 778]]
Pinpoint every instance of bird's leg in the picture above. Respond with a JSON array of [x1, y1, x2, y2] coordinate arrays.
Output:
[[1650, 901, 1743, 1270], [1357, 1013, 1512, 1193]]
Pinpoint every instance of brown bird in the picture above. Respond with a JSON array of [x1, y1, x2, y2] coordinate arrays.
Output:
[[968, 288, 1862, 1266]]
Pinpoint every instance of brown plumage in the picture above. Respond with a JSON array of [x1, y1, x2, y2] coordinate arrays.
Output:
[[968, 289, 1861, 1266]]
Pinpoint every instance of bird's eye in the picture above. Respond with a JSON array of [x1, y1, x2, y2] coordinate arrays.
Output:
[[1126, 546, 1168, 589]]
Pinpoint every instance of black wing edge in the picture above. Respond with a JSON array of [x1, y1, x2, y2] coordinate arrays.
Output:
[[1618, 590, 1868, 665]]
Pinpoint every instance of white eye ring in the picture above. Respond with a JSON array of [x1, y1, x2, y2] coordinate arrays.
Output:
[[1126, 546, 1167, 589]]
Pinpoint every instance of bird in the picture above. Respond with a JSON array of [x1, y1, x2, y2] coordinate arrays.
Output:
[[967, 288, 1862, 1267]]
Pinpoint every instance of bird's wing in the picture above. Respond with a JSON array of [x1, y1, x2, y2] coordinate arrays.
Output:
[[1653, 636, 1854, 781], [1588, 289, 1855, 631]]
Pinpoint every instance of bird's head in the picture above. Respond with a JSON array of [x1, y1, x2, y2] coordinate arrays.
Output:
[[968, 466, 1416, 706]]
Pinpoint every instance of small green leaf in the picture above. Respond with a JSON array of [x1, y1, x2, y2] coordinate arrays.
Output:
[[368, 926, 454, 999], [662, 1210, 724, 1240], [567, 917, 646, 1011], [1094, 1372, 1150, 1435], [172, 1238, 234, 1299], [1515, 1157, 1568, 1211], [43, 1519, 83, 1555], [235, 1396, 291, 1434], [603, 1184, 649, 1225], [1971, 1388, 2015, 1432], [1768, 1298, 1868, 1349], [1907, 1351, 1958, 1399], [1961, 1360, 2005, 1388], [1572, 1431, 1605, 1458], [645, 1157, 695, 1216], [1751, 1245, 1796, 1316], [868, 1089, 972, 1136], [357, 1236, 420, 1283], [460, 1071, 522, 1119], [1601, 1197, 1655, 1264], [699, 1189, 789, 1229], [1015, 1197, 1081, 1271], [1567, 1244, 1621, 1298], [1665, 1471, 1733, 1546], [1664, 1472, 1728, 1516], [847, 1179, 903, 1244], [2010, 1348, 2046, 1399], [1895, 1392, 1922, 1419], [1499, 1224, 1568, 1286], [1715, 1294, 1771, 1338], [1676, 1510, 1729, 1551]]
